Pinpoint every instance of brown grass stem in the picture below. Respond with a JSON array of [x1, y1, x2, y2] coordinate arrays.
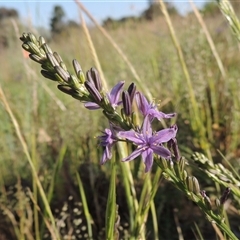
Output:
[[189, 0, 226, 80], [157, 0, 210, 157], [78, 9, 108, 90]]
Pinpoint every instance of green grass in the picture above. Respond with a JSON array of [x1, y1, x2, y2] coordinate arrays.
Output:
[[0, 1, 240, 239]]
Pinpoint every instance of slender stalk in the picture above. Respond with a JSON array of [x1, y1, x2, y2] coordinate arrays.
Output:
[[105, 152, 117, 239], [0, 86, 60, 240], [79, 8, 108, 90], [157, 0, 210, 158], [76, 172, 93, 239]]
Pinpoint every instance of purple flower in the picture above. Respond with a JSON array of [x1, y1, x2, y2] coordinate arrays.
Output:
[[98, 125, 117, 164], [85, 81, 125, 110], [118, 116, 178, 172], [135, 91, 176, 121]]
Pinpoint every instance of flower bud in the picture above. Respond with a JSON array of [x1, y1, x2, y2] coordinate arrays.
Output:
[[192, 176, 200, 194], [41, 43, 53, 54], [28, 32, 38, 45], [200, 190, 212, 210], [220, 187, 231, 205], [47, 53, 60, 67], [29, 54, 44, 64], [58, 85, 77, 95], [20, 33, 28, 42], [87, 68, 102, 92], [85, 80, 102, 103], [27, 41, 41, 55], [41, 70, 57, 81], [127, 82, 136, 103], [39, 36, 46, 46], [158, 157, 169, 170], [186, 176, 200, 194], [73, 59, 82, 75], [53, 52, 63, 64], [186, 176, 194, 192], [54, 66, 70, 82], [122, 91, 132, 116]]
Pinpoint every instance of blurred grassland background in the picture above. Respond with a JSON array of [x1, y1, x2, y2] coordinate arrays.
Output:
[[0, 1, 240, 239]]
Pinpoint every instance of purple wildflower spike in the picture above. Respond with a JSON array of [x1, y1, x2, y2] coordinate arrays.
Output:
[[118, 116, 178, 172], [85, 81, 125, 110], [135, 91, 176, 121]]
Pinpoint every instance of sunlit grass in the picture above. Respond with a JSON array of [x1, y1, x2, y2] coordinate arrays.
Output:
[[0, 1, 239, 239]]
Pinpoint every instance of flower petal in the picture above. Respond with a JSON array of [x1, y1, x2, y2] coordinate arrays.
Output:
[[135, 91, 149, 115], [109, 81, 125, 107], [141, 148, 154, 172], [151, 126, 177, 144], [118, 130, 145, 144], [84, 102, 100, 110], [151, 145, 171, 159], [122, 147, 144, 162], [101, 145, 112, 164], [148, 109, 176, 120], [142, 116, 152, 137]]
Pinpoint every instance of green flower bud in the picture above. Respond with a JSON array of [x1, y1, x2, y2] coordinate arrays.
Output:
[[192, 176, 200, 194], [19, 32, 28, 41], [28, 32, 38, 45], [53, 52, 63, 64], [54, 66, 70, 82], [39, 36, 46, 46], [41, 70, 57, 81], [47, 53, 60, 67], [27, 41, 41, 55], [186, 176, 194, 192], [41, 43, 53, 54], [22, 43, 30, 51], [158, 157, 169, 170], [29, 54, 44, 64]]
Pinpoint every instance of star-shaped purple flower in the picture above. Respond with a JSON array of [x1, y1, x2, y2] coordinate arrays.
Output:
[[135, 91, 176, 121], [118, 116, 178, 172], [84, 81, 125, 110], [98, 125, 118, 164]]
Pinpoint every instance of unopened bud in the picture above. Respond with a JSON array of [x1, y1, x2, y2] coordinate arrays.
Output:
[[53, 52, 63, 64], [186, 176, 194, 192], [200, 190, 212, 210], [158, 157, 169, 170], [19, 33, 28, 42], [41, 43, 53, 54], [220, 187, 231, 205], [127, 83, 136, 103], [27, 41, 41, 55], [29, 54, 44, 64], [41, 70, 57, 81], [192, 176, 200, 194], [54, 66, 70, 82], [73, 59, 82, 76], [87, 68, 102, 92], [39, 36, 46, 46], [85, 80, 102, 103], [57, 85, 78, 96], [28, 32, 38, 45], [186, 176, 200, 194], [122, 91, 132, 116], [47, 53, 60, 67]]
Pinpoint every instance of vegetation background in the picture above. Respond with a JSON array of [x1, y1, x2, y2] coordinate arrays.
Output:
[[0, 1, 239, 239]]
